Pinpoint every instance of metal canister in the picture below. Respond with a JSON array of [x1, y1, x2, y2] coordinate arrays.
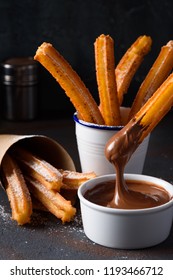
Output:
[[0, 57, 38, 121]]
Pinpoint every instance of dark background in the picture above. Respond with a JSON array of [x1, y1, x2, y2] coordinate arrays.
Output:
[[0, 0, 173, 118]]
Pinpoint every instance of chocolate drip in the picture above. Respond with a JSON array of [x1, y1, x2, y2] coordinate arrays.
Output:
[[102, 118, 170, 209]]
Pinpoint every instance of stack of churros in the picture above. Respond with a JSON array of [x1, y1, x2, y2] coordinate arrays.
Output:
[[34, 34, 173, 127], [0, 145, 96, 225]]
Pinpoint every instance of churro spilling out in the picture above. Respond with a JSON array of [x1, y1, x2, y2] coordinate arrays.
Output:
[[25, 176, 76, 223], [1, 153, 32, 225], [0, 145, 96, 225]]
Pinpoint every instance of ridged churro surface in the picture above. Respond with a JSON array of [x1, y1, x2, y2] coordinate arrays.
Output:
[[129, 40, 173, 119], [1, 153, 32, 225], [115, 35, 152, 105], [134, 72, 173, 142], [26, 176, 76, 223], [34, 42, 104, 125], [60, 169, 96, 188], [95, 34, 121, 125], [12, 146, 63, 191]]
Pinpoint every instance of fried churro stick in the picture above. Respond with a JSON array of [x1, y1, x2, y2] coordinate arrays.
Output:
[[59, 170, 96, 205], [11, 146, 63, 191], [115, 35, 152, 105], [34, 42, 104, 125], [94, 34, 121, 126], [1, 154, 32, 225], [129, 40, 173, 119], [105, 73, 173, 171], [60, 170, 96, 188], [135, 72, 173, 142], [26, 176, 76, 223]]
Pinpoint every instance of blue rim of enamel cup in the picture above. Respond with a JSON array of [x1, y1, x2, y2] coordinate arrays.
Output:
[[73, 112, 123, 131]]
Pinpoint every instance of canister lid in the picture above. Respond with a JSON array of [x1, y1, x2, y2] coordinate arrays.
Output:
[[1, 57, 38, 85]]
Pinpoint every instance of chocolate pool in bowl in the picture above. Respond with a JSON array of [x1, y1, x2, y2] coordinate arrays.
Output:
[[78, 174, 173, 249]]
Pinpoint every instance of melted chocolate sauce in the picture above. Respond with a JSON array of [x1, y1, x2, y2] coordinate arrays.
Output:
[[87, 118, 171, 209], [84, 180, 170, 209]]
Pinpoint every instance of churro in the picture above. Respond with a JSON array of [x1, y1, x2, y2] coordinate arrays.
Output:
[[60, 170, 96, 205], [26, 176, 76, 223], [129, 40, 173, 119], [135, 72, 173, 142], [115, 35, 152, 105], [60, 169, 96, 188], [34, 42, 104, 125], [1, 153, 32, 225], [94, 34, 121, 126], [11, 146, 63, 191], [105, 72, 173, 191]]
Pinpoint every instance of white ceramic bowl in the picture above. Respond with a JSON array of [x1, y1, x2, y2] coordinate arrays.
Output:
[[73, 110, 150, 176], [78, 174, 173, 249]]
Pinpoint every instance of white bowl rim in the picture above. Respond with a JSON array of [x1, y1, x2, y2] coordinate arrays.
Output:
[[78, 173, 173, 215]]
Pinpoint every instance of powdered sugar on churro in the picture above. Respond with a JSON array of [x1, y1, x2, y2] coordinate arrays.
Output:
[[11, 146, 63, 190], [31, 158, 62, 182]]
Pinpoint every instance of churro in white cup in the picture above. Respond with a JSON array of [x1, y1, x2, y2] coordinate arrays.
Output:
[[73, 108, 150, 175]]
